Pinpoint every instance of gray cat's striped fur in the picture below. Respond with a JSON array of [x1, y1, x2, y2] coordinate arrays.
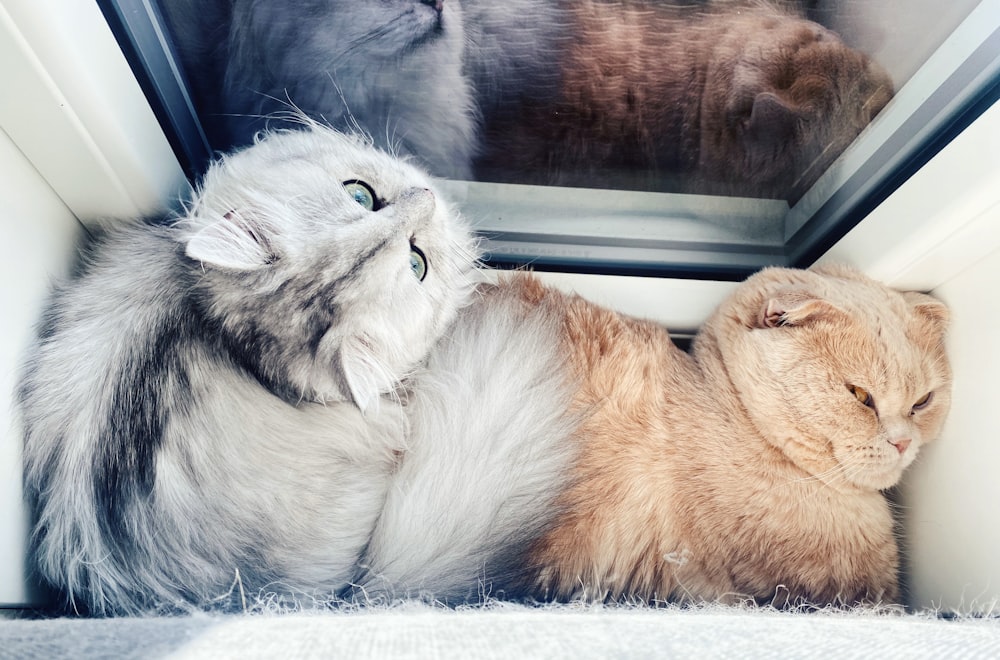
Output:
[[18, 125, 478, 615]]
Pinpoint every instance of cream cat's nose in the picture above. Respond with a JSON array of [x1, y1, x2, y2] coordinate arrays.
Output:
[[421, 0, 444, 13], [890, 437, 912, 454]]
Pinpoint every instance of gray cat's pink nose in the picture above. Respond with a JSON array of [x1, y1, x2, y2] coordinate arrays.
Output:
[[421, 0, 444, 13], [890, 438, 912, 454]]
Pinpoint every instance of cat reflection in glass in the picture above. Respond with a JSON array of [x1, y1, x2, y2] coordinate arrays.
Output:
[[161, 0, 892, 200]]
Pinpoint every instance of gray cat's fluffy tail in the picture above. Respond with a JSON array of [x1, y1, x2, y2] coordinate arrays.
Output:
[[350, 275, 580, 604]]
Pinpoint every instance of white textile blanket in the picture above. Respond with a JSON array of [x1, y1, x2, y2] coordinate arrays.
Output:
[[2, 602, 999, 659]]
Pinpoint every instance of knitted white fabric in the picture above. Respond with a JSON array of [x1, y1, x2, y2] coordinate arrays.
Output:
[[3, 603, 999, 659]]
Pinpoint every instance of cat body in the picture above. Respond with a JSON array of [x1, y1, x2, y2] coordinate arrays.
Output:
[[474, 1, 894, 199], [525, 265, 950, 605], [359, 266, 950, 607], [18, 125, 477, 614]]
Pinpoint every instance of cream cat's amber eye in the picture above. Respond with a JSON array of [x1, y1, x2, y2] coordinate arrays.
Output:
[[847, 384, 874, 408], [410, 245, 428, 282], [912, 392, 933, 411], [343, 180, 378, 211]]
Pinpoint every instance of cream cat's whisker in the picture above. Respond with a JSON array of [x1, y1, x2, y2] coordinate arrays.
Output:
[[778, 451, 854, 486], [782, 447, 882, 488]]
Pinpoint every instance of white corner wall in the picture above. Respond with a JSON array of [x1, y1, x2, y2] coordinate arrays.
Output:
[[0, 0, 185, 606], [0, 128, 82, 606], [821, 97, 1000, 614], [0, 0, 187, 221], [902, 250, 1000, 614]]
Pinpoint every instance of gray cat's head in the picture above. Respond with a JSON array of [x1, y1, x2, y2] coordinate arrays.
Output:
[[237, 0, 460, 66], [178, 124, 479, 411]]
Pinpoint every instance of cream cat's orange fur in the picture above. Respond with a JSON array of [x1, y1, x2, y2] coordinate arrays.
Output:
[[516, 265, 951, 606], [354, 265, 950, 606]]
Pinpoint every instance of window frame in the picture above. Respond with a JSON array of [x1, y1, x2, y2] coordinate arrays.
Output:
[[93, 0, 1000, 280]]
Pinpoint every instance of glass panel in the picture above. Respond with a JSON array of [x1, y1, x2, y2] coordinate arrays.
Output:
[[97, 0, 1000, 277]]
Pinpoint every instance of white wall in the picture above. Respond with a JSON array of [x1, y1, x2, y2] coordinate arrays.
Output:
[[902, 249, 1000, 613], [0, 0, 186, 606], [821, 96, 1000, 614], [0, 128, 82, 606]]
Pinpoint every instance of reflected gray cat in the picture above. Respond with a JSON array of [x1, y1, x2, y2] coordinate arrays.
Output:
[[159, 0, 565, 179], [221, 0, 477, 179], [18, 124, 478, 615]]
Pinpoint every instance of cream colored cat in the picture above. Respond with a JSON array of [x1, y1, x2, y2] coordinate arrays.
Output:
[[525, 264, 951, 605], [356, 264, 951, 607]]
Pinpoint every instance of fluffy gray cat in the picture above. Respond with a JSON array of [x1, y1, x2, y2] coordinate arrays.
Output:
[[18, 123, 478, 615]]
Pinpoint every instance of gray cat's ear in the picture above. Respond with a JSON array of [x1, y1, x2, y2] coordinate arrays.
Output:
[[338, 337, 383, 414], [902, 291, 950, 333], [758, 290, 841, 328], [185, 210, 277, 271]]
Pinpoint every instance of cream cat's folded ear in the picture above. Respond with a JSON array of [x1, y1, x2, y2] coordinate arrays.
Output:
[[185, 210, 277, 270], [901, 291, 950, 333], [758, 289, 842, 328]]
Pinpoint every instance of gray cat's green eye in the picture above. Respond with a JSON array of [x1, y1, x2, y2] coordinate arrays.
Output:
[[343, 180, 378, 211], [410, 245, 428, 282]]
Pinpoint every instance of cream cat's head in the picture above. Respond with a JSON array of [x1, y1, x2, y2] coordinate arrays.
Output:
[[178, 124, 479, 411], [703, 265, 951, 491]]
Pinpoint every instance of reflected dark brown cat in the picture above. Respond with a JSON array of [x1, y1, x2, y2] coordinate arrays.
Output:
[[474, 1, 893, 200]]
